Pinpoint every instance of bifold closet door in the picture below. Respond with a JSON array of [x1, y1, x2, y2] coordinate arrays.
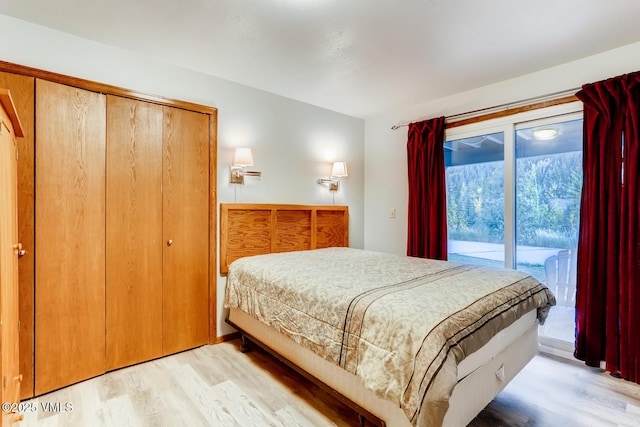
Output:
[[106, 96, 163, 370], [162, 106, 209, 355], [0, 71, 36, 399], [0, 90, 21, 411], [35, 80, 106, 395]]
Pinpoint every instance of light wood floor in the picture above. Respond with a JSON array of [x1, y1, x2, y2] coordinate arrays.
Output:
[[20, 339, 640, 427]]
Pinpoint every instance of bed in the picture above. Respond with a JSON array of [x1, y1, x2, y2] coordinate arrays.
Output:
[[221, 204, 555, 427]]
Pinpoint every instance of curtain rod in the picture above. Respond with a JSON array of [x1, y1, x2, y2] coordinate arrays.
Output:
[[390, 87, 581, 130]]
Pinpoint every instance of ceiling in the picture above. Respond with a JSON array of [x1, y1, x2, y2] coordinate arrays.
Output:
[[2, 0, 640, 118]]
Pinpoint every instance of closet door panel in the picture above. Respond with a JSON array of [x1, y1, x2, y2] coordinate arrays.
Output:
[[106, 96, 163, 370], [162, 107, 209, 355], [0, 93, 21, 411], [35, 80, 106, 395], [0, 71, 36, 399]]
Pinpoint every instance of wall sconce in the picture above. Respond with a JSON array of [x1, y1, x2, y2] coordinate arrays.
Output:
[[230, 148, 262, 184], [317, 161, 348, 191]]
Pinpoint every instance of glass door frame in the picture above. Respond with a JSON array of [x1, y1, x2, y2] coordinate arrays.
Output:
[[445, 101, 583, 358], [444, 101, 584, 270]]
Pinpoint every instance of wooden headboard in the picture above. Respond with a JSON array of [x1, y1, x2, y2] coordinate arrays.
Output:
[[220, 203, 349, 274]]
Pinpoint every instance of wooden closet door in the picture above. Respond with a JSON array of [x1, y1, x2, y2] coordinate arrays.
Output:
[[0, 72, 35, 400], [35, 80, 106, 395], [0, 92, 21, 416], [162, 106, 209, 355], [106, 96, 163, 370]]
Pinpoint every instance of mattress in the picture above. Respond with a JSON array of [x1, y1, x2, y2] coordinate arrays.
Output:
[[457, 308, 537, 380], [228, 307, 539, 427], [225, 247, 554, 426]]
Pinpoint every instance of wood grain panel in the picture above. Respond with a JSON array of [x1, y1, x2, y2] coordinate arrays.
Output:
[[0, 60, 219, 349], [162, 106, 210, 355], [220, 204, 348, 274], [208, 111, 218, 344], [0, 90, 22, 413], [223, 210, 272, 268], [316, 210, 349, 248], [105, 95, 163, 370], [35, 80, 106, 395], [275, 210, 312, 252], [0, 71, 36, 399]]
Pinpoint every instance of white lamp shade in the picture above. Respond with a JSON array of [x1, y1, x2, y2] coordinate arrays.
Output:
[[233, 148, 254, 166], [331, 161, 348, 177]]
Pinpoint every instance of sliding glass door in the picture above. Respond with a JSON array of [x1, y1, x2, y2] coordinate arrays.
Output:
[[445, 105, 583, 352], [515, 117, 582, 350], [445, 132, 505, 267]]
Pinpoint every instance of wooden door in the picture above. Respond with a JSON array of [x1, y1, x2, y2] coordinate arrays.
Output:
[[34, 80, 106, 395], [162, 106, 209, 355], [105, 95, 163, 370], [0, 71, 36, 400], [0, 90, 23, 425]]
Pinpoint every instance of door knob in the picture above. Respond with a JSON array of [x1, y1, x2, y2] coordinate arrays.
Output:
[[14, 243, 26, 256], [167, 240, 173, 246]]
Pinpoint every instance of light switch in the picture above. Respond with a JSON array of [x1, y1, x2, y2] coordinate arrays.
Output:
[[389, 208, 396, 219]]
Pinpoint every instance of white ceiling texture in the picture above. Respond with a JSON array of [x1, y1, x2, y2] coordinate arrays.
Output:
[[1, 0, 640, 118]]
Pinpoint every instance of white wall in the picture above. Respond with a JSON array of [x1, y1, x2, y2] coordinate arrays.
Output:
[[364, 41, 640, 255], [0, 14, 364, 338]]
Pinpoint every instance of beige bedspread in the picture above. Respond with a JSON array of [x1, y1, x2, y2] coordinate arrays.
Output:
[[224, 247, 555, 427]]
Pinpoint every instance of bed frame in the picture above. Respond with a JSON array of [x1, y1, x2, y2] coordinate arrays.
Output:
[[228, 307, 539, 427], [220, 203, 540, 426]]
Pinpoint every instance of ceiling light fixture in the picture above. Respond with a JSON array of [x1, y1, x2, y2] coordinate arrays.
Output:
[[532, 127, 559, 141]]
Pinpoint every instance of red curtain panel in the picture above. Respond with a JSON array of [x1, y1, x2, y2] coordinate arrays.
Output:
[[406, 117, 447, 260], [575, 71, 640, 383]]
